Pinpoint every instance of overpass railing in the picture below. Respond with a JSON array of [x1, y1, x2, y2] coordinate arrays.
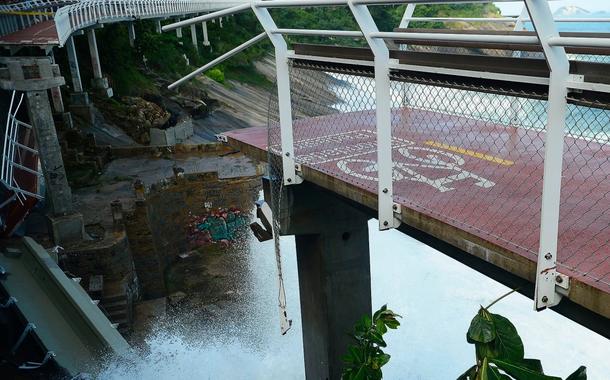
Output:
[[0, 0, 74, 37], [54, 0, 248, 46], [165, 1, 610, 313]]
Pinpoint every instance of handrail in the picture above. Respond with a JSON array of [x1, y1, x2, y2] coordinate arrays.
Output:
[[401, 17, 610, 23], [54, 0, 249, 46]]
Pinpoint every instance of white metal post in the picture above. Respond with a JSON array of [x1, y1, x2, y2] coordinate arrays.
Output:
[[251, 3, 301, 186], [525, 0, 571, 309], [399, 3, 416, 29], [349, 1, 399, 230]]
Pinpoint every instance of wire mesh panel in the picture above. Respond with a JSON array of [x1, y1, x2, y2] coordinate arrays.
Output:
[[558, 101, 610, 289], [288, 63, 380, 194], [389, 76, 548, 261], [270, 54, 610, 297]]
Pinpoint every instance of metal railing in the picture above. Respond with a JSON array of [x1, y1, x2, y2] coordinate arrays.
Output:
[[1, 90, 43, 206], [165, 0, 610, 313], [0, 0, 73, 37], [54, 0, 249, 46]]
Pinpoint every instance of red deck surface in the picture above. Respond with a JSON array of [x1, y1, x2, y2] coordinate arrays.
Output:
[[224, 107, 610, 295], [0, 20, 58, 46]]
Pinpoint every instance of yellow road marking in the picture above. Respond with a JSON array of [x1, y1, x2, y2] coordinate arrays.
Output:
[[424, 140, 514, 166]]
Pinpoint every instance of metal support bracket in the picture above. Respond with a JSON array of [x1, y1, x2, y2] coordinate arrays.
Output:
[[215, 134, 228, 143], [10, 322, 35, 355], [348, 1, 399, 231], [250, 200, 274, 242], [525, 0, 571, 311], [567, 74, 584, 94], [0, 296, 16, 309], [252, 3, 301, 187], [18, 351, 56, 370]]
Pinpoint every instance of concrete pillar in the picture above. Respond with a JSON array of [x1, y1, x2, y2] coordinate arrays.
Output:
[[176, 20, 183, 45], [202, 22, 210, 47], [25, 91, 72, 216], [128, 22, 136, 47], [219, 17, 223, 28], [87, 29, 113, 97], [48, 52, 64, 114], [190, 24, 198, 53], [155, 19, 162, 34], [65, 36, 83, 93], [87, 29, 102, 79], [276, 182, 372, 380]]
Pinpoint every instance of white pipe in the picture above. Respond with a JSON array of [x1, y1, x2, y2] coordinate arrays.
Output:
[[161, 3, 250, 32], [271, 28, 364, 37], [371, 31, 540, 45], [548, 36, 610, 49], [168, 32, 267, 90], [1, 90, 16, 182], [401, 17, 610, 23], [254, 0, 518, 6]]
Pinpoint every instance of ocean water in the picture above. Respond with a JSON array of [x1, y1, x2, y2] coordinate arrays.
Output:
[[99, 220, 610, 379]]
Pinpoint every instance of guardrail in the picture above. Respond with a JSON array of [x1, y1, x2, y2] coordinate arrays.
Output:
[[167, 0, 610, 314], [54, 0, 248, 46], [1, 90, 43, 205], [0, 1, 73, 37]]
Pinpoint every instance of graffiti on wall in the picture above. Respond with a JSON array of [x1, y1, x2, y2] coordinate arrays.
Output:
[[187, 208, 249, 249]]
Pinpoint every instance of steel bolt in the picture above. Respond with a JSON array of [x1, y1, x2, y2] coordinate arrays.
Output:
[[287, 178, 292, 183], [556, 275, 564, 284], [544, 252, 553, 260], [382, 188, 388, 194], [393, 205, 398, 211], [541, 296, 549, 303], [285, 152, 290, 157], [383, 221, 389, 227]]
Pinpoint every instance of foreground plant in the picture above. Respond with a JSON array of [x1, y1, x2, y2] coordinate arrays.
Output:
[[459, 290, 587, 380], [342, 305, 401, 380]]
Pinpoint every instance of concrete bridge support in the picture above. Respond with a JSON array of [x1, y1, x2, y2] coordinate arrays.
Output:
[[276, 182, 372, 380], [65, 36, 89, 105], [190, 24, 198, 53], [155, 19, 162, 34], [0, 57, 86, 244], [127, 22, 136, 47], [175, 18, 183, 45], [87, 29, 113, 97], [202, 22, 210, 47]]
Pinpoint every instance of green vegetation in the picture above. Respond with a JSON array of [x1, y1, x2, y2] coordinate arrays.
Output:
[[206, 68, 225, 84], [87, 3, 501, 96], [344, 292, 588, 380], [342, 305, 401, 380], [460, 290, 586, 380]]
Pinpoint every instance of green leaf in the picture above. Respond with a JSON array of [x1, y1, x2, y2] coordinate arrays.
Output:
[[457, 365, 478, 380], [520, 359, 544, 373], [369, 331, 387, 347], [373, 304, 387, 321], [491, 359, 561, 380], [566, 366, 587, 380], [468, 307, 496, 344], [478, 358, 507, 380], [489, 313, 524, 362], [375, 318, 387, 335]]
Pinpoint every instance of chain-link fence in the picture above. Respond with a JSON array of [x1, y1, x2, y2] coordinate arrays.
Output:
[[559, 100, 610, 288], [389, 77, 547, 262], [276, 61, 610, 292]]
